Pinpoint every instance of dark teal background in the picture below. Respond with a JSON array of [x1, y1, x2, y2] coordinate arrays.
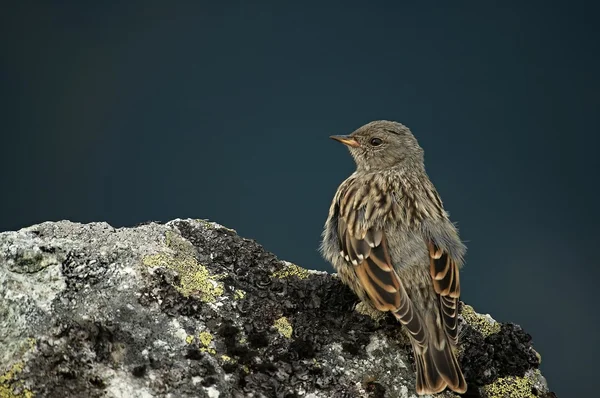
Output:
[[2, 2, 598, 396]]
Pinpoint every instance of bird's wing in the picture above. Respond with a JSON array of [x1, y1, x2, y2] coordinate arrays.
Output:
[[336, 178, 425, 346], [427, 241, 461, 344]]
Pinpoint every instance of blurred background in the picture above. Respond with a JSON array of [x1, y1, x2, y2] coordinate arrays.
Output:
[[1, 1, 598, 396]]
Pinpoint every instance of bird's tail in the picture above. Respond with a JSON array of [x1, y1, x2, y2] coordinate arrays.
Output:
[[407, 322, 467, 395]]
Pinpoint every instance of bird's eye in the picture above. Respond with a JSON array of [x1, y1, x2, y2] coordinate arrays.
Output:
[[370, 137, 383, 146]]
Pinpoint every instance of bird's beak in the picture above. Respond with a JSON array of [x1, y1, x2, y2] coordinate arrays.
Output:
[[329, 135, 360, 148]]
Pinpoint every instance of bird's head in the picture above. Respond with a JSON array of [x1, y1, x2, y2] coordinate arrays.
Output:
[[330, 120, 424, 172]]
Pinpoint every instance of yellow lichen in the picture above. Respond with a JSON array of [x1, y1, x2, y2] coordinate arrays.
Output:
[[179, 264, 224, 300], [185, 335, 195, 344], [461, 304, 501, 337], [164, 230, 196, 257], [354, 301, 386, 321], [271, 262, 311, 280], [198, 332, 216, 355], [242, 365, 250, 374], [196, 219, 214, 228], [0, 362, 34, 398], [220, 355, 235, 363], [198, 332, 213, 347], [273, 317, 293, 339], [481, 375, 535, 398], [142, 231, 224, 302], [233, 289, 246, 300], [211, 273, 228, 281], [142, 253, 170, 267], [25, 340, 35, 352]]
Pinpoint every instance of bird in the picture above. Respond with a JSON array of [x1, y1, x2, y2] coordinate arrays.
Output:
[[320, 120, 468, 395]]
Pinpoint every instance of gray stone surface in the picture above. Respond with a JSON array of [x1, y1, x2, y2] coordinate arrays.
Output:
[[0, 219, 556, 398]]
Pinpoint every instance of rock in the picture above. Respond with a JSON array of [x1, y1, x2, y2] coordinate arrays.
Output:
[[0, 219, 556, 398]]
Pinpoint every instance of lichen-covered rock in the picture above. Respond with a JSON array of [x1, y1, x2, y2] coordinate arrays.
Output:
[[0, 219, 556, 398]]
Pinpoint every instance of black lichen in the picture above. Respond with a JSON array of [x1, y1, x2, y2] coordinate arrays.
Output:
[[460, 320, 541, 387], [487, 323, 540, 376], [169, 220, 388, 396]]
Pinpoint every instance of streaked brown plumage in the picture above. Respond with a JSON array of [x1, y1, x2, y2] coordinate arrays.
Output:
[[320, 120, 467, 395]]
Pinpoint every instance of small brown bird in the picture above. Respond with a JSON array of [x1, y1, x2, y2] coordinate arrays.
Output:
[[320, 120, 468, 395]]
